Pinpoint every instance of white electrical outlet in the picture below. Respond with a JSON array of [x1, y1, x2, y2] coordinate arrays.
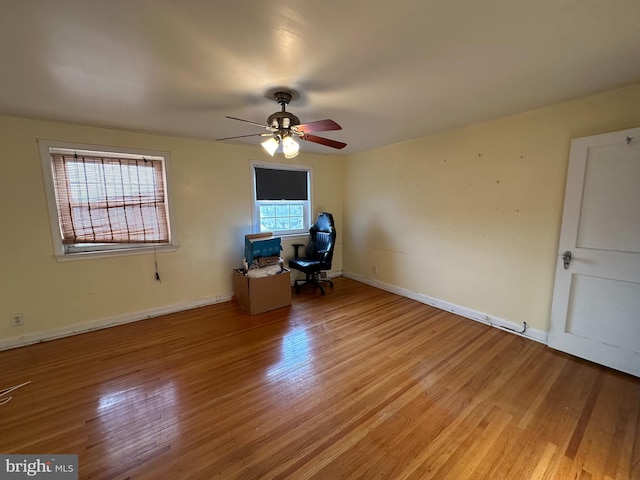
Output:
[[10, 313, 24, 327], [371, 265, 377, 274]]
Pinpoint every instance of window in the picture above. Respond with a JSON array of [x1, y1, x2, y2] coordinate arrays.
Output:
[[251, 162, 312, 235], [39, 140, 176, 258]]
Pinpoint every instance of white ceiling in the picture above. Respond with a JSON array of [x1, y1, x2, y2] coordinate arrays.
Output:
[[1, 0, 640, 155]]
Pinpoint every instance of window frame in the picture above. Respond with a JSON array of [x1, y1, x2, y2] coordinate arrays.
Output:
[[39, 139, 178, 260], [250, 160, 312, 236]]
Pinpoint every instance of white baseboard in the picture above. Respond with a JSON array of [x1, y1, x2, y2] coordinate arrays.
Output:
[[343, 271, 548, 344], [1, 271, 547, 351], [0, 292, 234, 352]]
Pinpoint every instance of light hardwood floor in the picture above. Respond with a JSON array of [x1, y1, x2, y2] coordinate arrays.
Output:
[[1, 277, 638, 479]]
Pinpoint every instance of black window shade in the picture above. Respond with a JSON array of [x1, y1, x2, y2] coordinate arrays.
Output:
[[255, 167, 308, 201]]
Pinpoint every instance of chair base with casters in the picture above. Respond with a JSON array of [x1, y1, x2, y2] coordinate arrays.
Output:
[[292, 267, 334, 295], [288, 212, 336, 296]]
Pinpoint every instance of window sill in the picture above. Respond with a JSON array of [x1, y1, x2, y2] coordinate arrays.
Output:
[[279, 233, 309, 240], [54, 244, 178, 262]]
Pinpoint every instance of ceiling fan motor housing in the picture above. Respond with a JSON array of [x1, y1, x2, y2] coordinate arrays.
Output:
[[268, 111, 300, 130], [268, 91, 301, 130]]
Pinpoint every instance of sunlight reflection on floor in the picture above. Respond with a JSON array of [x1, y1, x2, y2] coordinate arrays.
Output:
[[266, 326, 315, 384], [94, 381, 180, 460]]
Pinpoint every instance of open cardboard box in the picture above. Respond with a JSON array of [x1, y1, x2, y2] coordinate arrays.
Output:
[[244, 232, 282, 265], [233, 268, 291, 315]]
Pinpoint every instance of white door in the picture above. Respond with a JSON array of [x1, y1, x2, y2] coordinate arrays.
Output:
[[548, 126, 640, 377]]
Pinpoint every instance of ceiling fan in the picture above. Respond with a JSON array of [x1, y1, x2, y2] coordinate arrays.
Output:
[[216, 90, 347, 158]]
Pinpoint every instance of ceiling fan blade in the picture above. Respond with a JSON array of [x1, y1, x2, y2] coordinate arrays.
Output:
[[295, 119, 342, 133], [225, 116, 269, 129], [216, 133, 271, 141], [301, 134, 347, 149]]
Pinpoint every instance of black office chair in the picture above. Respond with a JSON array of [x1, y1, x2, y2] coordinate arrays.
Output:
[[289, 212, 336, 295]]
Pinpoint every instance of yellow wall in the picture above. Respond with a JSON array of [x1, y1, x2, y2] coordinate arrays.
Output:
[[0, 116, 342, 343], [2, 82, 639, 345], [343, 82, 640, 332]]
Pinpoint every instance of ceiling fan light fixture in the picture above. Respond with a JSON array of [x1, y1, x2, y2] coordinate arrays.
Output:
[[282, 135, 300, 159], [219, 89, 347, 152], [261, 136, 279, 156]]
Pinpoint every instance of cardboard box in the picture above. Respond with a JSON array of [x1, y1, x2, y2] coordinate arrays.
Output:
[[244, 233, 282, 265], [233, 269, 291, 315]]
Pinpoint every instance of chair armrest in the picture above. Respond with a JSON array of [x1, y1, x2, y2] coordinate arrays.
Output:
[[292, 243, 305, 257]]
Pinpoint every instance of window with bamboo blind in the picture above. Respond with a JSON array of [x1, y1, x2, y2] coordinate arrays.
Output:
[[39, 141, 177, 258]]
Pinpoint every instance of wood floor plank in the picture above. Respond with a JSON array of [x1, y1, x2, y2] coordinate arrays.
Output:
[[0, 277, 638, 479]]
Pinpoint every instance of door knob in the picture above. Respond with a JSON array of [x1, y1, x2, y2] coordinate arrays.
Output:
[[562, 251, 572, 270]]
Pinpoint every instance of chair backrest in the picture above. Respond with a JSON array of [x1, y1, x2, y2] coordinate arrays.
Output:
[[306, 212, 336, 267]]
